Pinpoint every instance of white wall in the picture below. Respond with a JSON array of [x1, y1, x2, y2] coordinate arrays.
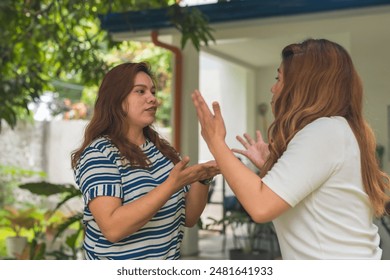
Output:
[[199, 52, 248, 163], [0, 121, 45, 172], [46, 120, 88, 184]]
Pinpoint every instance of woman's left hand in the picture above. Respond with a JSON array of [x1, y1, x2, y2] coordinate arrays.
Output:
[[192, 90, 226, 153], [232, 130, 269, 169]]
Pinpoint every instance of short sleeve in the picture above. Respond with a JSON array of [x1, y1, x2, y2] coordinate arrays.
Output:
[[262, 118, 345, 207], [75, 147, 123, 205]]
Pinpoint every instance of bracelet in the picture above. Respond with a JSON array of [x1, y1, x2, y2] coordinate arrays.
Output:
[[198, 177, 214, 185]]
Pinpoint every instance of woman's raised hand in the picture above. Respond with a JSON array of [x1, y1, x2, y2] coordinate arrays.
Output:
[[191, 90, 226, 153], [232, 130, 270, 170]]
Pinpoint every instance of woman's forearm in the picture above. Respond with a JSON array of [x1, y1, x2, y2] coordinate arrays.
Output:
[[209, 141, 270, 220], [90, 179, 178, 243], [185, 182, 209, 227]]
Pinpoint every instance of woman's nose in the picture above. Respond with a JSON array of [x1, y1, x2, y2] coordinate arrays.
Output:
[[147, 92, 157, 103], [270, 84, 275, 94]]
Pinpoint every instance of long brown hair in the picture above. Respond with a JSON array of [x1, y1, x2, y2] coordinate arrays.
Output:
[[261, 39, 389, 216], [71, 62, 180, 169]]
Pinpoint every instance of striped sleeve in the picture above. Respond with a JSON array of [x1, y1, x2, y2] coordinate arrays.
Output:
[[77, 146, 123, 205]]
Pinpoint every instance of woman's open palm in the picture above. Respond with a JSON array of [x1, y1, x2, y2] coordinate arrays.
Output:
[[232, 130, 269, 169]]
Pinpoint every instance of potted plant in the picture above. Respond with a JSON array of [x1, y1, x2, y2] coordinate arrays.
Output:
[[205, 195, 281, 260], [0, 206, 37, 258], [0, 203, 79, 260]]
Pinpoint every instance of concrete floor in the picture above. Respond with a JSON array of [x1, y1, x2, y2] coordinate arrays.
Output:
[[181, 230, 231, 260]]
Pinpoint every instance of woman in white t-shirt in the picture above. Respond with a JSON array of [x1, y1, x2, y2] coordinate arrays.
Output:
[[192, 38, 390, 259]]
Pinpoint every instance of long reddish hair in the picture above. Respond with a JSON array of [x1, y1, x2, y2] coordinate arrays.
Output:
[[261, 39, 389, 216], [71, 62, 180, 169]]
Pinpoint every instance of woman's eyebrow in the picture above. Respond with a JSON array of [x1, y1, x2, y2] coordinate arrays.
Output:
[[133, 84, 155, 88]]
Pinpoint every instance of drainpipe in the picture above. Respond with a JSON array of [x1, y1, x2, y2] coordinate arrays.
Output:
[[151, 30, 182, 153]]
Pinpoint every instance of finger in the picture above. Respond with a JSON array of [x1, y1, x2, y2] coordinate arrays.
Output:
[[231, 148, 246, 156], [191, 89, 201, 109], [256, 130, 264, 143], [243, 133, 255, 145], [191, 90, 204, 121], [192, 91, 216, 133], [192, 90, 213, 119], [212, 101, 223, 121], [236, 135, 249, 149], [176, 156, 190, 170], [182, 156, 190, 166]]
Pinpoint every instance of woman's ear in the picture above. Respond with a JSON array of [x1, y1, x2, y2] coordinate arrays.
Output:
[[121, 99, 128, 115]]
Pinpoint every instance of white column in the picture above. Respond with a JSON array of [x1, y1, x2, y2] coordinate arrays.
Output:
[[174, 37, 201, 257]]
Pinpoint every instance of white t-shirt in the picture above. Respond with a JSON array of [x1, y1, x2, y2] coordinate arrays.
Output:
[[262, 117, 382, 259]]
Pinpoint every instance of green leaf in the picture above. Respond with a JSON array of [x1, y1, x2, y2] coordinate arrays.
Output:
[[19, 181, 78, 196], [53, 213, 83, 241]]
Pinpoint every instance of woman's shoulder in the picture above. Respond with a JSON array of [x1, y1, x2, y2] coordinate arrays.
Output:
[[304, 116, 349, 134], [82, 136, 120, 157], [88, 135, 112, 148], [294, 116, 351, 146], [308, 116, 346, 126]]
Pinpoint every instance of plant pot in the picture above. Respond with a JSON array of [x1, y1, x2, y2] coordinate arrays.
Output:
[[6, 236, 28, 258], [229, 248, 271, 260]]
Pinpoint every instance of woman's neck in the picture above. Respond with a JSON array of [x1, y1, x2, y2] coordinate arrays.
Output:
[[127, 128, 146, 146]]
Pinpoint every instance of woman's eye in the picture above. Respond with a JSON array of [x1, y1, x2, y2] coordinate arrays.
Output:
[[135, 89, 145, 94], [275, 77, 279, 81]]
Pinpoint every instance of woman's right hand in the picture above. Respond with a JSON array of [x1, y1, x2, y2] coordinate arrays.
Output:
[[192, 90, 227, 154], [232, 130, 270, 170], [167, 156, 220, 190]]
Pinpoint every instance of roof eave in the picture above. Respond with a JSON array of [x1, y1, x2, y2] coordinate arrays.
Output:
[[99, 0, 390, 33]]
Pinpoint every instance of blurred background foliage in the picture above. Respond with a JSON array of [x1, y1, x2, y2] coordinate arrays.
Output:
[[0, 0, 214, 129]]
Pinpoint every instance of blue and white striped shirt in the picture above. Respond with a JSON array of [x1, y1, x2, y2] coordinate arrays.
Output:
[[74, 136, 188, 259]]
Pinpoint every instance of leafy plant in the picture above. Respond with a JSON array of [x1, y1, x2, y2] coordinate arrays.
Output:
[[0, 0, 214, 130], [18, 237, 47, 260], [0, 205, 49, 259], [0, 206, 37, 237], [18, 181, 84, 259], [168, 3, 215, 50]]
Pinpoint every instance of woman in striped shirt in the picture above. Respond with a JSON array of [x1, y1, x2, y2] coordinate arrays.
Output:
[[71, 62, 219, 260]]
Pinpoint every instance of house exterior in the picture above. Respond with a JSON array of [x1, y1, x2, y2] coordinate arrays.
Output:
[[100, 0, 390, 173]]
